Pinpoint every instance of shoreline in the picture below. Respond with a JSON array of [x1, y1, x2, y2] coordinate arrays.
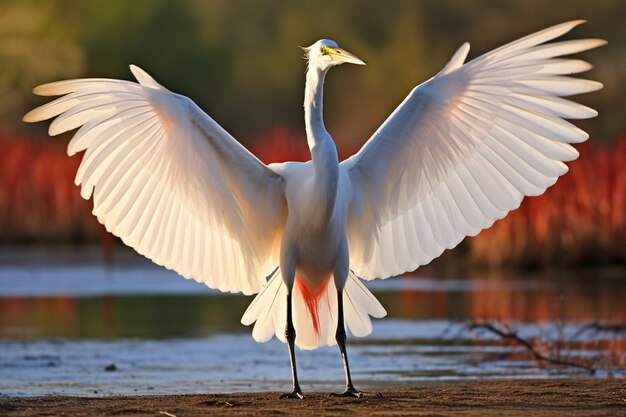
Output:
[[2, 379, 624, 416]]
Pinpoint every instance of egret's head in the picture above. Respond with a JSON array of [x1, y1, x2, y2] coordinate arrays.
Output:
[[303, 39, 366, 72]]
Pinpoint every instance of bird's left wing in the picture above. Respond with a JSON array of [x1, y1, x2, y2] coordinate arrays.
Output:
[[24, 65, 285, 295], [340, 20, 604, 280]]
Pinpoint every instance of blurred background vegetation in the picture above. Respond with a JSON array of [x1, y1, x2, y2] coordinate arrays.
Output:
[[1, 0, 625, 267]]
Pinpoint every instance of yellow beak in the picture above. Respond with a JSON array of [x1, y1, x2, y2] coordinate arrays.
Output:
[[329, 47, 366, 65]]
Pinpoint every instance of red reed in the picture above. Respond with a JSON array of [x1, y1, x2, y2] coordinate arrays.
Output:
[[2, 129, 624, 267], [0, 135, 101, 242]]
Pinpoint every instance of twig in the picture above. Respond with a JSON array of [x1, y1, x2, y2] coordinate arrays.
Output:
[[572, 322, 626, 339], [468, 322, 596, 374]]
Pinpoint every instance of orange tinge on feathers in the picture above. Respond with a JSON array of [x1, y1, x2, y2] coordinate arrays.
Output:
[[295, 276, 331, 336]]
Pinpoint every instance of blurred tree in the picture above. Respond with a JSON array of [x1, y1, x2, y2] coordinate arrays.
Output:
[[3, 0, 625, 143], [0, 0, 84, 131]]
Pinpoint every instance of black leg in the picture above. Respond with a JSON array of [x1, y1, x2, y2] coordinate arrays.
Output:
[[279, 291, 304, 399], [330, 289, 363, 398]]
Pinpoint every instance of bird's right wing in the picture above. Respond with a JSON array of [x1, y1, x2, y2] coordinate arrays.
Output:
[[341, 20, 604, 280], [24, 66, 286, 295]]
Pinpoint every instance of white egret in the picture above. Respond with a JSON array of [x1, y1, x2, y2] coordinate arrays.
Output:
[[24, 20, 604, 398]]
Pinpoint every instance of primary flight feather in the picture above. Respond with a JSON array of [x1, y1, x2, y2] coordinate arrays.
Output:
[[24, 20, 604, 398]]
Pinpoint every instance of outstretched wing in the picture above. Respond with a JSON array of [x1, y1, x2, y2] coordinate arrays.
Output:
[[25, 65, 285, 294], [341, 20, 604, 280]]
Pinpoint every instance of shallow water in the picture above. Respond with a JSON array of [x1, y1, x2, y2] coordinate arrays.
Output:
[[0, 247, 624, 396]]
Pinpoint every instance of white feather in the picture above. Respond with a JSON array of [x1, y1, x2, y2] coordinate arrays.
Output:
[[26, 66, 286, 295], [343, 20, 603, 280]]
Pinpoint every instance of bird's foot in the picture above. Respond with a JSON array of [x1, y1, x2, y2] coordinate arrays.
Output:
[[329, 386, 364, 398], [279, 388, 304, 400]]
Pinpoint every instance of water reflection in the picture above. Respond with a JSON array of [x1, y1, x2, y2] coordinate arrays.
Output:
[[0, 266, 624, 340], [379, 269, 626, 324], [0, 296, 252, 339]]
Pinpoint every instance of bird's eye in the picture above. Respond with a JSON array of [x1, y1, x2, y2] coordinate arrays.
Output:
[[320, 46, 326, 54]]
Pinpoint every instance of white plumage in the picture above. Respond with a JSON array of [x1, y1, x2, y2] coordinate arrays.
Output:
[[26, 66, 286, 296], [343, 22, 604, 280], [25, 21, 603, 396]]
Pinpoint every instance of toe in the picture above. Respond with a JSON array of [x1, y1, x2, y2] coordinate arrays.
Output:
[[329, 387, 363, 398], [279, 390, 304, 400]]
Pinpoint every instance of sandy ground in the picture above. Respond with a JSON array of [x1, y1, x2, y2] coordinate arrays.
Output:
[[1, 379, 625, 416]]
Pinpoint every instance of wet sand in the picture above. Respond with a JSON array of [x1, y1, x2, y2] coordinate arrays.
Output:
[[1, 379, 624, 416]]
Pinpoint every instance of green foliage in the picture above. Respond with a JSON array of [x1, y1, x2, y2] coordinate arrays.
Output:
[[0, 0, 83, 129], [2, 0, 624, 146]]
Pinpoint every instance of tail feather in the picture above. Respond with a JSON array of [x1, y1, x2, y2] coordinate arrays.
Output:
[[293, 277, 337, 349], [241, 268, 286, 343], [295, 276, 329, 335], [241, 269, 387, 350], [343, 271, 387, 337]]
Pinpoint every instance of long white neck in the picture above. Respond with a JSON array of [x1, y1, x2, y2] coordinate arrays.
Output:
[[304, 65, 339, 225]]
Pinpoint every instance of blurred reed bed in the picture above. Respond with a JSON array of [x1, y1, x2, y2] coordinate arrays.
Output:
[[0, 135, 101, 242], [251, 125, 312, 163], [1, 129, 624, 268]]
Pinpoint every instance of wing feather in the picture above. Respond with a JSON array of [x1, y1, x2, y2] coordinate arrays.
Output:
[[25, 66, 286, 294], [342, 21, 603, 279]]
